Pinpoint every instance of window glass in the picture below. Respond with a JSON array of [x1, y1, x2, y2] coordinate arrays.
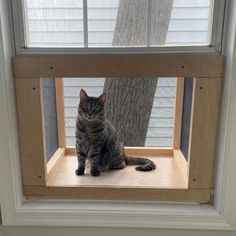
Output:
[[23, 0, 84, 47], [23, 0, 214, 47]]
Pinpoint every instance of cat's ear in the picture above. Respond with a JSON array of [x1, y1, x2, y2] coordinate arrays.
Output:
[[98, 93, 106, 106], [80, 89, 88, 102]]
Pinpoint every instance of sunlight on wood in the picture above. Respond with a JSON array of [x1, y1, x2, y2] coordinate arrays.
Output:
[[47, 155, 188, 189]]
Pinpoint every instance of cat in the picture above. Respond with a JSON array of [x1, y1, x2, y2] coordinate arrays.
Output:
[[75, 89, 156, 177]]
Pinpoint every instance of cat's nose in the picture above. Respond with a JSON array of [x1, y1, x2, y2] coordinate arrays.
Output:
[[87, 114, 92, 119]]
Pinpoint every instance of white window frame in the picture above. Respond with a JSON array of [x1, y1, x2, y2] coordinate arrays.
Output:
[[10, 0, 226, 55], [1, 0, 236, 230]]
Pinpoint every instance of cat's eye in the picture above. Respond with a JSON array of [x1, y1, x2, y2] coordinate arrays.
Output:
[[80, 106, 88, 113]]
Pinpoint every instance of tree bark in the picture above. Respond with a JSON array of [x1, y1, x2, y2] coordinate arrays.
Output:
[[104, 0, 173, 146]]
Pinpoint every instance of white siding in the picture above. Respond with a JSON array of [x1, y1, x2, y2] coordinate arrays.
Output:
[[24, 0, 213, 46], [64, 78, 176, 147]]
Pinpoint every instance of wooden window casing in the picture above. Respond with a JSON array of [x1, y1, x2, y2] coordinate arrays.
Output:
[[13, 54, 223, 202]]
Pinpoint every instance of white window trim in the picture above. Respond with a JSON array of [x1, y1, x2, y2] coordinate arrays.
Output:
[[10, 0, 225, 55], [0, 0, 236, 230]]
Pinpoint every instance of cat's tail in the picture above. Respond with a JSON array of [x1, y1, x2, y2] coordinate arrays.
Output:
[[124, 156, 156, 171]]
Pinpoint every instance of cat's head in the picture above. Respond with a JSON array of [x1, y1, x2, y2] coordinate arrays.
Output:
[[78, 89, 106, 121]]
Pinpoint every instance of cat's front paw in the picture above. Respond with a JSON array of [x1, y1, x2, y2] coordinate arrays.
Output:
[[75, 167, 85, 176], [91, 168, 100, 177]]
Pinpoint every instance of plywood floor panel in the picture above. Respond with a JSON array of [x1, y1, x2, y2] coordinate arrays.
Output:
[[47, 155, 188, 189]]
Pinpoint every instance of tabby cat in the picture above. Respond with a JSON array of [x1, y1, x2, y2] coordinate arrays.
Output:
[[75, 89, 156, 177]]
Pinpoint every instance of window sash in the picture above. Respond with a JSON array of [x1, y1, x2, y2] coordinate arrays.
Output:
[[11, 0, 226, 55]]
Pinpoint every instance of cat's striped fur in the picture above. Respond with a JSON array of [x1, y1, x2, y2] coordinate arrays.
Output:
[[75, 89, 156, 177]]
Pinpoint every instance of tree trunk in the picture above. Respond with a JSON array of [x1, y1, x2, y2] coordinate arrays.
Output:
[[104, 0, 173, 146]]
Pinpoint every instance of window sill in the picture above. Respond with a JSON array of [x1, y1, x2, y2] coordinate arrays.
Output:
[[3, 197, 233, 229]]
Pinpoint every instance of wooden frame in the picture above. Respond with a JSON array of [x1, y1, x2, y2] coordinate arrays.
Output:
[[173, 77, 184, 149], [65, 146, 173, 156], [15, 77, 47, 186], [13, 54, 223, 78], [46, 148, 65, 175], [55, 77, 66, 148], [13, 54, 223, 203], [187, 77, 221, 189]]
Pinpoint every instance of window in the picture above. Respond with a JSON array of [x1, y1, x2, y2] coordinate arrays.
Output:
[[3, 0, 236, 229], [12, 0, 223, 53], [21, 0, 214, 47], [12, 0, 224, 202]]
